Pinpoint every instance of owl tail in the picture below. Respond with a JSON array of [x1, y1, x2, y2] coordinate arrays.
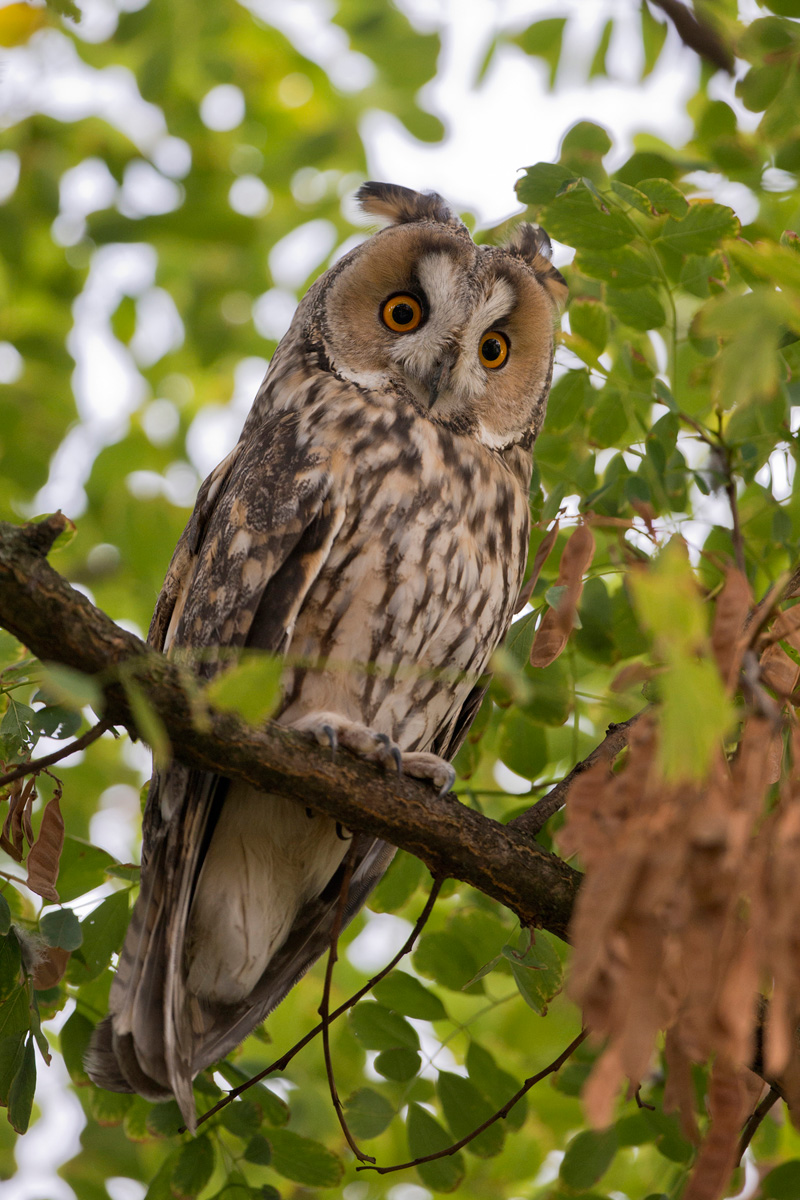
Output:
[[85, 764, 395, 1132]]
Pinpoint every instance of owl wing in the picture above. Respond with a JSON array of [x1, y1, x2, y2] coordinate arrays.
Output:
[[88, 410, 388, 1119]]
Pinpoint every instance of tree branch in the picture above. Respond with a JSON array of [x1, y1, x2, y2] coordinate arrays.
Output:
[[649, 0, 734, 74], [509, 710, 646, 837], [0, 516, 581, 939]]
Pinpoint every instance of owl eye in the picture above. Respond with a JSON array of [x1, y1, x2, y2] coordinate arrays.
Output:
[[479, 331, 509, 369], [381, 293, 423, 333]]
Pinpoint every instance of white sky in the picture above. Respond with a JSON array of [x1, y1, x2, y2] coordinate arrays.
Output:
[[0, 1, 771, 1196]]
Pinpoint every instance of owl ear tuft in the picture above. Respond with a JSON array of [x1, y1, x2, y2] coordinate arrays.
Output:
[[357, 181, 465, 231], [506, 223, 568, 309]]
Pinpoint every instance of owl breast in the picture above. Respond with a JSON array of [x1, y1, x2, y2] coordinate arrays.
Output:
[[275, 391, 531, 750]]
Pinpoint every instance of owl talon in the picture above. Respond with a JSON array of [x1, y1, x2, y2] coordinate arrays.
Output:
[[321, 724, 338, 755], [335, 822, 352, 841], [289, 713, 454, 793]]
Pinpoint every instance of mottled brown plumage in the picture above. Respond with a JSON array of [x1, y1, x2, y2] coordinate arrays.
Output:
[[86, 182, 566, 1126]]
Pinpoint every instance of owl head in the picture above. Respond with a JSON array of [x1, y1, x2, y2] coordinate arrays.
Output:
[[298, 182, 567, 453]]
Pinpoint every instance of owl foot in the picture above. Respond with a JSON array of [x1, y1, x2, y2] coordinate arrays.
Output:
[[291, 713, 455, 795], [399, 752, 456, 797]]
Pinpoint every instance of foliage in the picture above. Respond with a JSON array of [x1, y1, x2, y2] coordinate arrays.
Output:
[[1, 1, 800, 1198]]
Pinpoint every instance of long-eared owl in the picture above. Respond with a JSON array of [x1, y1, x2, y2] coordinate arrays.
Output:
[[87, 182, 567, 1126]]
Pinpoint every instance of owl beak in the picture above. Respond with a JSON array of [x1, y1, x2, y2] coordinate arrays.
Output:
[[427, 349, 457, 409]]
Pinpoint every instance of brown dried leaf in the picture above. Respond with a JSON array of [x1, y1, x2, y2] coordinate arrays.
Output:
[[663, 1029, 701, 1145], [682, 1059, 751, 1200], [610, 663, 656, 693], [1, 777, 37, 862], [582, 1043, 626, 1130], [32, 946, 70, 989], [763, 603, 800, 650], [711, 568, 752, 691], [530, 524, 595, 668], [25, 791, 64, 903], [515, 520, 560, 613]]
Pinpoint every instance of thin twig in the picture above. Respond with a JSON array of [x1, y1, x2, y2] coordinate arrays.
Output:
[[725, 477, 746, 576], [509, 710, 647, 836], [357, 1028, 589, 1175], [0, 718, 113, 789], [193, 875, 444, 1129], [737, 1084, 781, 1164], [320, 836, 375, 1163], [649, 0, 734, 73]]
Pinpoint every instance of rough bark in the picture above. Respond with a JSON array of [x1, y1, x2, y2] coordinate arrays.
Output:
[[0, 515, 581, 940]]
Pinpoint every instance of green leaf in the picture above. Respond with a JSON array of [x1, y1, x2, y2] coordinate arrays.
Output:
[[544, 370, 591, 433], [0, 1031, 25, 1105], [589, 19, 613, 79], [641, 0, 668, 77], [761, 1160, 800, 1198], [0, 986, 30, 1037], [414, 931, 480, 992], [0, 893, 10, 937], [407, 1102, 465, 1193], [171, 1135, 215, 1198], [267, 1128, 344, 1187], [438, 1071, 504, 1157], [606, 287, 666, 331], [146, 1099, 185, 1138], [609, 180, 653, 216], [638, 178, 688, 218], [0, 697, 35, 755], [219, 1098, 262, 1140], [560, 1126, 619, 1190], [372, 971, 446, 1021], [569, 298, 609, 352], [59, 1009, 94, 1085], [373, 1048, 421, 1081], [0, 930, 22, 1001], [540, 182, 635, 250], [56, 837, 116, 903], [502, 929, 563, 1014], [369, 851, 424, 913], [7, 1036, 35, 1133], [466, 1042, 527, 1131], [516, 162, 576, 207], [243, 1133, 273, 1165], [204, 652, 282, 725], [38, 663, 102, 712], [349, 1002, 419, 1051], [510, 18, 566, 88], [33, 705, 82, 740], [498, 710, 547, 780], [40, 907, 82, 951], [577, 243, 660, 289], [657, 201, 740, 255], [88, 1086, 134, 1125], [68, 890, 129, 983], [343, 1087, 395, 1139], [122, 676, 170, 766]]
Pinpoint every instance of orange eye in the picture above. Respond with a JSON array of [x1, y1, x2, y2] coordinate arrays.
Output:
[[479, 331, 509, 369], [381, 293, 423, 333]]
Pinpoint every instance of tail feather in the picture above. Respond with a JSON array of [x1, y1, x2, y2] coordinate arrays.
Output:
[[86, 763, 394, 1132]]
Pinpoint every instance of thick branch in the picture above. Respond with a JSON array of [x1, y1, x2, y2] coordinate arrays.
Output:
[[649, 0, 734, 74], [0, 517, 580, 939]]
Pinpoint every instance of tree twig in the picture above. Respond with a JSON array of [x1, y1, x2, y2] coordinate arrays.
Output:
[[193, 875, 444, 1129], [649, 0, 734, 74], [319, 836, 374, 1163], [0, 718, 113, 789], [357, 1028, 589, 1175], [509, 710, 647, 837], [737, 1084, 781, 1163]]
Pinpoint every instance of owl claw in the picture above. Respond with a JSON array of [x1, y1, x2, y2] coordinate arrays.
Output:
[[321, 724, 338, 755], [289, 713, 455, 794]]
